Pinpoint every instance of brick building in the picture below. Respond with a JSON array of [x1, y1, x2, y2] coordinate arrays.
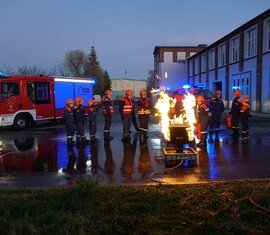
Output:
[[153, 45, 207, 90]]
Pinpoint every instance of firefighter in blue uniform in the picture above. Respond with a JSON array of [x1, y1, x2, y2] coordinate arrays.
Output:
[[88, 98, 102, 143], [73, 96, 88, 145], [209, 90, 225, 142], [102, 89, 114, 141], [240, 96, 251, 140], [196, 95, 209, 146], [119, 89, 134, 142], [230, 89, 243, 139], [137, 89, 151, 140], [62, 99, 76, 147]]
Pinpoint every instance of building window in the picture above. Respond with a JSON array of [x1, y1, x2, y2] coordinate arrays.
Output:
[[201, 53, 207, 72], [189, 60, 193, 76], [230, 36, 239, 63], [218, 43, 226, 67], [265, 18, 270, 52], [177, 52, 186, 60], [245, 26, 257, 58], [164, 52, 173, 63], [195, 57, 200, 74], [208, 49, 215, 70]]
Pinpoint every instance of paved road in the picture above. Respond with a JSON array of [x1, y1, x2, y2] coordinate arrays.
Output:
[[0, 111, 270, 188]]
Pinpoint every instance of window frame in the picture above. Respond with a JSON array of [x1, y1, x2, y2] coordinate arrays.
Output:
[[189, 60, 193, 76], [201, 53, 207, 72], [245, 26, 257, 58], [208, 49, 215, 70], [1, 82, 20, 98], [218, 43, 226, 67], [195, 57, 200, 75], [230, 35, 239, 63]]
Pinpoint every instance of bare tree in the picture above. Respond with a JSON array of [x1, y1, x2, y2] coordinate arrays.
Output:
[[64, 49, 87, 77], [16, 65, 57, 76]]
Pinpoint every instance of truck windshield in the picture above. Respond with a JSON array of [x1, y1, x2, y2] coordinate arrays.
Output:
[[2, 82, 19, 98]]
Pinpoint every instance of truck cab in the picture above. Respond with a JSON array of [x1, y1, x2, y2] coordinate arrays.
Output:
[[0, 76, 54, 129]]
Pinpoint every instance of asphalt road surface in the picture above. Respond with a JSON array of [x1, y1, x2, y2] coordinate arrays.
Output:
[[0, 111, 270, 188]]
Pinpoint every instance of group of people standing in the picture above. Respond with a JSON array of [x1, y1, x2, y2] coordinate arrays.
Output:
[[62, 88, 151, 147], [62, 86, 251, 148], [195, 88, 251, 147]]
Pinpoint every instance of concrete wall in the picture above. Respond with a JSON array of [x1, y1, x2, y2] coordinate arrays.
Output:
[[111, 79, 147, 98]]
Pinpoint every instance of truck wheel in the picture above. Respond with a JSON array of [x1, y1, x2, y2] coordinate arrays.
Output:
[[13, 115, 28, 130]]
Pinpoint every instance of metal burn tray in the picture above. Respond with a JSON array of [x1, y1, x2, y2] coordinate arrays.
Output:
[[163, 147, 197, 160]]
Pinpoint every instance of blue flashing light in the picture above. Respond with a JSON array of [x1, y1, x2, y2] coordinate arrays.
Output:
[[182, 84, 191, 89], [232, 86, 241, 90], [0, 71, 4, 77], [166, 87, 170, 90], [194, 83, 205, 88]]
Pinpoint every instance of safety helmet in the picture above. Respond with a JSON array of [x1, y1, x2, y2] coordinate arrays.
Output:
[[66, 99, 73, 106], [105, 89, 112, 95], [234, 89, 241, 96], [126, 89, 132, 96], [215, 90, 222, 95], [93, 95, 101, 102], [75, 97, 81, 103], [242, 96, 250, 103], [140, 89, 147, 96], [196, 95, 204, 102], [88, 100, 94, 106]]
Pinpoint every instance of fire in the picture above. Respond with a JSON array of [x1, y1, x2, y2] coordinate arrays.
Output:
[[182, 92, 196, 141], [154, 91, 175, 141], [155, 91, 196, 141]]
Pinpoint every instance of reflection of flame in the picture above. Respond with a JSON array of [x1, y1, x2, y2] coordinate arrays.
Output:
[[155, 91, 196, 141]]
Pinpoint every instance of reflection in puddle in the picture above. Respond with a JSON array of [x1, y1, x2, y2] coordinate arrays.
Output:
[[0, 129, 270, 184]]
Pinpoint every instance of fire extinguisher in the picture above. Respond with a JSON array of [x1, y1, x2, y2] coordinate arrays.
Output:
[[226, 113, 232, 129], [195, 123, 201, 139]]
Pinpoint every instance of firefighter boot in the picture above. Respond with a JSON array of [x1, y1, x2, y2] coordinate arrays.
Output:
[[81, 136, 89, 146], [197, 134, 206, 147], [108, 132, 114, 141], [104, 132, 113, 141], [90, 136, 97, 144], [67, 138, 74, 147], [121, 134, 131, 142]]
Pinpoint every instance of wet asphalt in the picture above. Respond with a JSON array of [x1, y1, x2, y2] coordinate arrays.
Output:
[[0, 110, 270, 189]]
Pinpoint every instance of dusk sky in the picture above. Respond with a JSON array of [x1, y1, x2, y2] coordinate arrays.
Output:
[[1, 0, 269, 79]]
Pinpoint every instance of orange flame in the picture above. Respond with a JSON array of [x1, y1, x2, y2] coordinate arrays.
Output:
[[155, 91, 196, 141]]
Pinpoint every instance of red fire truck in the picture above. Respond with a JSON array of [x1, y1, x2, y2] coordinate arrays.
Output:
[[0, 75, 94, 129]]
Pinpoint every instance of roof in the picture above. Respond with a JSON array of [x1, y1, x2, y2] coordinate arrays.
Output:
[[153, 45, 207, 55]]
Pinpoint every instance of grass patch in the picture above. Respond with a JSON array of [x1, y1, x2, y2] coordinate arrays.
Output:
[[0, 180, 269, 234]]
